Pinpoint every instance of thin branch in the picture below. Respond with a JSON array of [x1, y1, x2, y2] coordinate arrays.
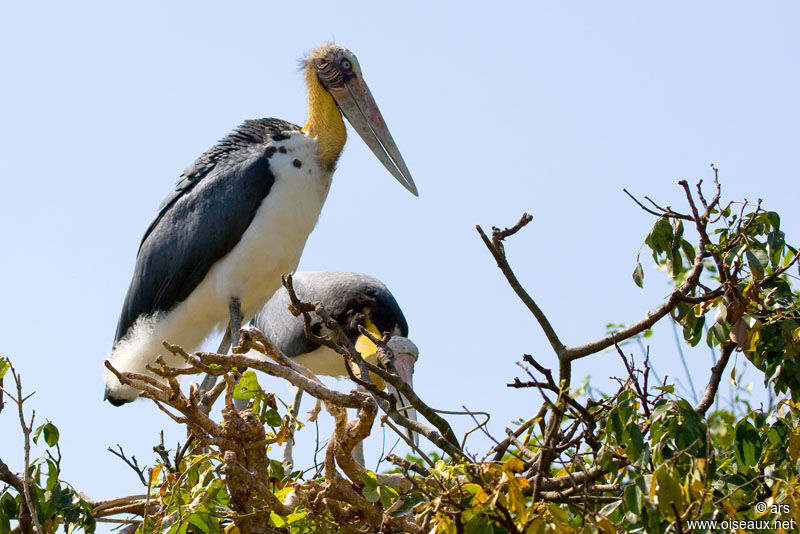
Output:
[[108, 445, 148, 486], [564, 241, 705, 361], [623, 189, 693, 221], [695, 343, 736, 415], [476, 215, 566, 359], [385, 453, 431, 477], [490, 408, 545, 461], [12, 369, 44, 534]]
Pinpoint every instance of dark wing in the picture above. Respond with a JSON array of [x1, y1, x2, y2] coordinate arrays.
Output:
[[253, 272, 409, 357], [114, 119, 300, 342]]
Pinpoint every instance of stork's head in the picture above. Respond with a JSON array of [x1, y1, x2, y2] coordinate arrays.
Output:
[[303, 43, 418, 196], [385, 336, 419, 445]]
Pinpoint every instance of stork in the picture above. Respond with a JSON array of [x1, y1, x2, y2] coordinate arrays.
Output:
[[104, 44, 417, 405], [253, 271, 418, 465]]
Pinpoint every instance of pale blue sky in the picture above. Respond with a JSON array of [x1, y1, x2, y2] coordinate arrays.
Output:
[[1, 1, 798, 519]]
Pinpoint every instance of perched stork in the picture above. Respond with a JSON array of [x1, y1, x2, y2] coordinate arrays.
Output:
[[253, 271, 418, 465], [104, 44, 417, 405]]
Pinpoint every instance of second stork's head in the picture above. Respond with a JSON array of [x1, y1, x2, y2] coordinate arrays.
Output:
[[302, 43, 418, 196], [254, 271, 420, 445]]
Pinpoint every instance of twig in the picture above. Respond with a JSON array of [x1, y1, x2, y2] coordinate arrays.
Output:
[[11, 369, 45, 534], [615, 345, 651, 419], [695, 343, 736, 415], [623, 189, 693, 221], [108, 445, 148, 486], [563, 230, 706, 361], [490, 408, 545, 461], [385, 453, 431, 477], [476, 216, 566, 360]]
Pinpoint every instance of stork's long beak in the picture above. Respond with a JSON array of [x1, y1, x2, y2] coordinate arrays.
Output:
[[329, 78, 418, 196], [388, 351, 418, 447]]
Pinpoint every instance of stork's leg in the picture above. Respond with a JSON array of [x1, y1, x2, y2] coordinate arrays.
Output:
[[198, 325, 232, 394], [217, 324, 233, 354], [281, 385, 305, 471], [229, 296, 242, 347], [228, 297, 249, 411], [352, 432, 365, 466]]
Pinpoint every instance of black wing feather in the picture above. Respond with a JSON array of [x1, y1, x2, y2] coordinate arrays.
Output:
[[115, 119, 300, 342]]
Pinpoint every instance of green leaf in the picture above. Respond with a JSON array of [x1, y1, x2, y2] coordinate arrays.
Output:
[[625, 424, 644, 463], [632, 263, 644, 288], [464, 515, 495, 534], [462, 483, 482, 495], [746, 249, 768, 279], [33, 421, 58, 447], [167, 520, 189, 534], [607, 408, 623, 443], [187, 512, 217, 533], [0, 493, 16, 519], [767, 421, 789, 445], [734, 419, 762, 470], [623, 481, 642, 514], [653, 385, 674, 393], [768, 230, 785, 267], [286, 509, 306, 524], [655, 468, 684, 519], [264, 409, 282, 428], [711, 321, 730, 344], [683, 314, 705, 347], [42, 422, 59, 448], [270, 511, 287, 527], [669, 243, 684, 277], [45, 460, 59, 492], [0, 358, 9, 379], [268, 459, 285, 481], [362, 485, 380, 504], [0, 508, 9, 534], [598, 500, 622, 522], [724, 242, 746, 268], [681, 239, 696, 263], [379, 485, 399, 508], [232, 370, 263, 399], [360, 471, 379, 503], [766, 211, 780, 229]]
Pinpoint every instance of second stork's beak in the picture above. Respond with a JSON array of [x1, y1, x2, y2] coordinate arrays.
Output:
[[329, 79, 418, 196], [386, 336, 419, 447]]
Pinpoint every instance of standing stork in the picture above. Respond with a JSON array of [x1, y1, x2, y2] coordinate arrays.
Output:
[[104, 44, 417, 405]]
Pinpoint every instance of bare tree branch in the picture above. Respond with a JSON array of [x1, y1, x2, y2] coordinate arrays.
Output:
[[695, 342, 736, 415], [476, 215, 566, 360]]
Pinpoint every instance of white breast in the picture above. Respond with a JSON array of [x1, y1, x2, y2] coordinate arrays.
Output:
[[105, 132, 332, 401]]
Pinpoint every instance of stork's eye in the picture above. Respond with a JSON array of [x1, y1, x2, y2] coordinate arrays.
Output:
[[340, 59, 352, 71]]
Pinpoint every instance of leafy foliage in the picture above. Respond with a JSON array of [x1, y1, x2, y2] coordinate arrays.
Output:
[[0, 418, 95, 534], [2, 175, 800, 533]]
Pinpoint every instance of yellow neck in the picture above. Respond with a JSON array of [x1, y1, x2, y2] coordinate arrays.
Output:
[[353, 312, 386, 390], [302, 68, 347, 171]]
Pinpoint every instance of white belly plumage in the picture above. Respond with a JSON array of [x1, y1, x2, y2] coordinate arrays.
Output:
[[291, 345, 353, 377], [105, 133, 331, 401]]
